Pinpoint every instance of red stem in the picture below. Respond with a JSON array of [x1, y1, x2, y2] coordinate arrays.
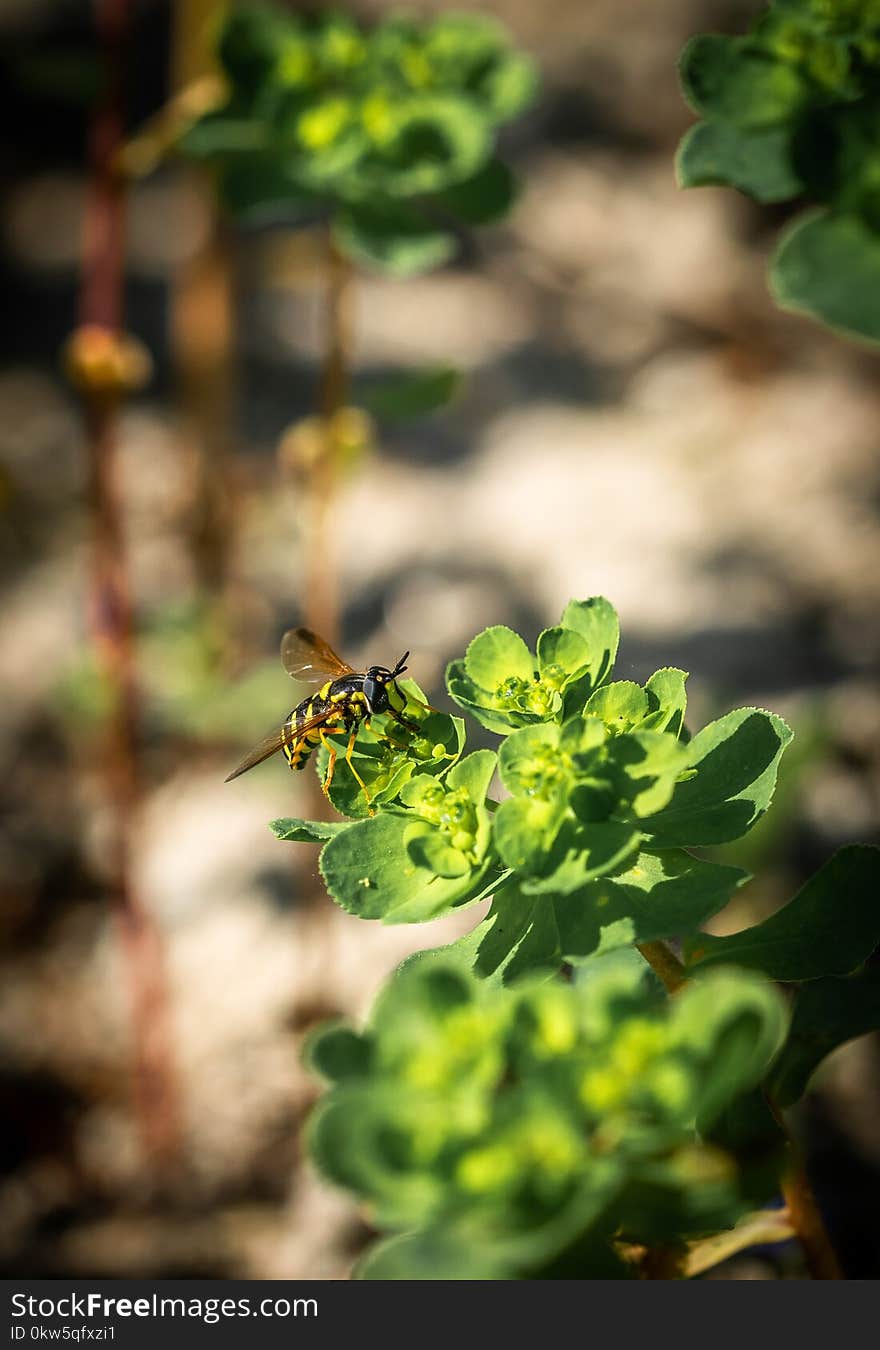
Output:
[[79, 0, 180, 1168]]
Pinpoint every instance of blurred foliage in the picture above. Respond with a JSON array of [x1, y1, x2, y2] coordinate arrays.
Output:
[[58, 602, 286, 745], [178, 5, 537, 275], [678, 0, 880, 341], [306, 956, 788, 1278], [359, 364, 462, 420]]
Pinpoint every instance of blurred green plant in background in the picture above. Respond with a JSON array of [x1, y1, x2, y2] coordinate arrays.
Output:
[[307, 957, 787, 1278], [678, 0, 880, 341], [179, 5, 537, 276]]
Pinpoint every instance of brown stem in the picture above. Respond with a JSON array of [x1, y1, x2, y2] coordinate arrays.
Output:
[[638, 1244, 686, 1280], [766, 1096, 843, 1279], [171, 219, 236, 609], [77, 0, 179, 1169], [635, 939, 842, 1279], [304, 232, 353, 644], [169, 0, 237, 641], [780, 1167, 843, 1280], [635, 939, 687, 994]]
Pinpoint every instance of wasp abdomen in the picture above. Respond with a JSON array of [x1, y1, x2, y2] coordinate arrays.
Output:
[[284, 695, 324, 771], [283, 688, 350, 772]]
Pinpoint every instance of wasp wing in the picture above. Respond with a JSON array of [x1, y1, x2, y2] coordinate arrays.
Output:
[[224, 707, 346, 782], [280, 627, 355, 683], [224, 725, 291, 782]]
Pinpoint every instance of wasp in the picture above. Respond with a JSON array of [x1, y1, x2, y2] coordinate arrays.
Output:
[[224, 628, 419, 806]]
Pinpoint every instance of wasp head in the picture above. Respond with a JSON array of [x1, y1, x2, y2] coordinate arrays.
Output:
[[362, 651, 409, 713]]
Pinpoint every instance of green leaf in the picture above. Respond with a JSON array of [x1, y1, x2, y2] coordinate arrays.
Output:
[[466, 625, 535, 688], [307, 1084, 451, 1226], [457, 844, 738, 986], [305, 1021, 372, 1082], [478, 51, 539, 123], [269, 817, 350, 843], [320, 749, 499, 922], [563, 850, 749, 949], [519, 821, 643, 895], [494, 796, 568, 875], [333, 201, 456, 276], [422, 14, 537, 125], [361, 365, 461, 420], [676, 121, 803, 204], [771, 209, 880, 344], [672, 970, 790, 1129], [559, 597, 619, 694], [446, 746, 498, 803], [609, 731, 690, 819], [686, 845, 880, 980], [407, 831, 472, 878], [323, 741, 414, 820], [536, 627, 591, 686], [498, 722, 562, 793], [642, 669, 689, 737], [437, 157, 518, 224], [640, 707, 792, 847], [679, 34, 809, 128], [422, 880, 551, 985], [448, 605, 620, 735], [320, 811, 495, 922], [445, 663, 522, 736], [448, 627, 562, 734], [356, 1229, 508, 1280], [471, 848, 742, 981], [767, 969, 880, 1106], [355, 94, 492, 199], [583, 682, 648, 733]]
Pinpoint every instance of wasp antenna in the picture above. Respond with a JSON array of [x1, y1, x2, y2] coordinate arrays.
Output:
[[393, 650, 410, 676]]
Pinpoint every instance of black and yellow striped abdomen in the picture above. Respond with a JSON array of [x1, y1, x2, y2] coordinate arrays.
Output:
[[282, 677, 371, 772]]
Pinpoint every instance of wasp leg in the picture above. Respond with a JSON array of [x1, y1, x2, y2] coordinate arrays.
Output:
[[344, 727, 374, 814], [406, 693, 442, 716], [387, 706, 420, 735], [319, 727, 345, 794]]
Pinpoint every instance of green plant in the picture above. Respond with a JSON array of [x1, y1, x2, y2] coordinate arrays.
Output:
[[272, 596, 880, 1278], [677, 0, 880, 342], [167, 3, 537, 642], [179, 5, 537, 276]]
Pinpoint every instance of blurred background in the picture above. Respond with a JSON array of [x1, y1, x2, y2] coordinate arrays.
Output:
[[1, 0, 879, 1279]]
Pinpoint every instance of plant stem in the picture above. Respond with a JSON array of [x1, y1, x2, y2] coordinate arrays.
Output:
[[638, 1244, 686, 1279], [766, 1096, 843, 1279], [635, 939, 687, 994], [304, 231, 353, 644], [683, 1206, 796, 1278], [635, 938, 842, 1278], [780, 1166, 843, 1279], [169, 0, 237, 644], [76, 0, 179, 1168]]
